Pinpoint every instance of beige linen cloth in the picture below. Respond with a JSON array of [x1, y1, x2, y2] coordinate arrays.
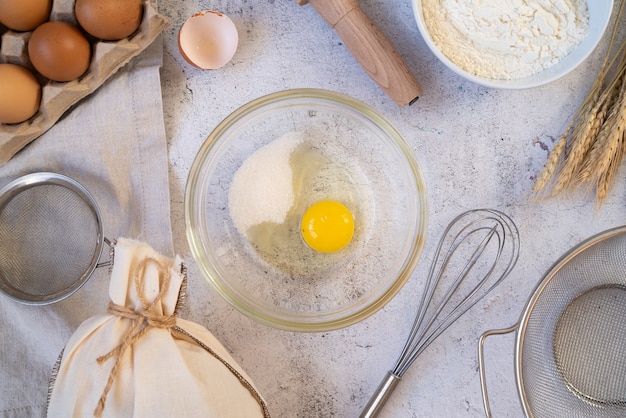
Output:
[[0, 40, 173, 417]]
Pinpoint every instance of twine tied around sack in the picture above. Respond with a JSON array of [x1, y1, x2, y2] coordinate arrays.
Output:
[[94, 257, 174, 417]]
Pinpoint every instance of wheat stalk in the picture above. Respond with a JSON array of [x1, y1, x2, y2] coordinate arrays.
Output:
[[592, 77, 626, 203], [533, 92, 596, 196], [576, 85, 618, 185], [533, 0, 626, 203], [533, 80, 604, 198], [533, 51, 609, 197], [551, 98, 602, 196], [576, 76, 623, 184], [533, 127, 569, 196]]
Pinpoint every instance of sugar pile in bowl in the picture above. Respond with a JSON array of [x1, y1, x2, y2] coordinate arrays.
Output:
[[229, 132, 300, 233]]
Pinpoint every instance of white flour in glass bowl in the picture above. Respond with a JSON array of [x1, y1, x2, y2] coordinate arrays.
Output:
[[422, 0, 590, 80]]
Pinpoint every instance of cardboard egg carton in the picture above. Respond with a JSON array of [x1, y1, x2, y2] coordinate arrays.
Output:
[[0, 0, 171, 166]]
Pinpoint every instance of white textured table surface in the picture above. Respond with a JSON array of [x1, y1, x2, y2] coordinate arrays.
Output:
[[159, 1, 625, 417]]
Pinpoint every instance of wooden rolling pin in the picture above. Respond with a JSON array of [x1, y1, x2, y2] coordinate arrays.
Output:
[[296, 0, 423, 107]]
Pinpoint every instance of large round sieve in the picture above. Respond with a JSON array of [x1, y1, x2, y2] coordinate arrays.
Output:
[[0, 172, 106, 305], [479, 226, 626, 417]]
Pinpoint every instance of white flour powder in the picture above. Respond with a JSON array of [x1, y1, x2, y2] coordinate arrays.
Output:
[[423, 0, 589, 79]]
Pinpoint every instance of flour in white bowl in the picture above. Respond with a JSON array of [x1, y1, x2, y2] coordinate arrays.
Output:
[[422, 0, 589, 80]]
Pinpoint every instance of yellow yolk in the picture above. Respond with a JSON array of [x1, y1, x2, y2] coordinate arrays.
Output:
[[301, 200, 354, 253]]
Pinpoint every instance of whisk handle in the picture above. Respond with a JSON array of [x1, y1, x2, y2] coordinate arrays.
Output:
[[359, 371, 401, 418]]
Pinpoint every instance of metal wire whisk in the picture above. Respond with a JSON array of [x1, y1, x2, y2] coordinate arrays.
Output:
[[360, 209, 520, 418]]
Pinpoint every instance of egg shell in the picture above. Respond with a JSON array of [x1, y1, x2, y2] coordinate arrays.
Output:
[[28, 21, 91, 82], [0, 63, 41, 124], [178, 10, 238, 70], [0, 0, 51, 32], [75, 0, 144, 41]]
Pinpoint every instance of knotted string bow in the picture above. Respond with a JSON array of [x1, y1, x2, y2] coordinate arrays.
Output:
[[94, 257, 174, 417]]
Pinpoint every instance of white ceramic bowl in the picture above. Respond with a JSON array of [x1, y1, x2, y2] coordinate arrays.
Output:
[[412, 1, 613, 88], [185, 89, 428, 332]]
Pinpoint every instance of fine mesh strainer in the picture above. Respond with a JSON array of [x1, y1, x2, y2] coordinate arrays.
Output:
[[0, 172, 108, 305], [479, 226, 626, 417]]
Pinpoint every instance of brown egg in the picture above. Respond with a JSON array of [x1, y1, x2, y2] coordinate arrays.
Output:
[[0, 0, 51, 32], [0, 64, 41, 124], [75, 0, 144, 41], [28, 21, 91, 82]]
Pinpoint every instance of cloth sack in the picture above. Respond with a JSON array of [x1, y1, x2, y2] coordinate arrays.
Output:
[[46, 238, 270, 418]]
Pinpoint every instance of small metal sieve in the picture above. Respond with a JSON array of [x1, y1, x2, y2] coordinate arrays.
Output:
[[479, 226, 626, 417], [0, 172, 108, 305]]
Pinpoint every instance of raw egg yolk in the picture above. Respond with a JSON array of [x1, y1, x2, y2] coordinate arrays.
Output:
[[301, 200, 354, 253]]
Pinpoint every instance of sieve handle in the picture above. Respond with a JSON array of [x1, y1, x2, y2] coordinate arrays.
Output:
[[96, 237, 114, 269], [359, 371, 401, 418], [478, 325, 518, 418]]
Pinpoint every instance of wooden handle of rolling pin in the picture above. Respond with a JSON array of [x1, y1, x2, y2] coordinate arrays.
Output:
[[298, 0, 422, 107]]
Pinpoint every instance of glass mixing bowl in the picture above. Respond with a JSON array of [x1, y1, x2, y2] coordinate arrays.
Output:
[[185, 89, 428, 332]]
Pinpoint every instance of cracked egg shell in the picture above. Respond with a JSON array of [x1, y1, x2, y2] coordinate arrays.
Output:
[[178, 10, 238, 70]]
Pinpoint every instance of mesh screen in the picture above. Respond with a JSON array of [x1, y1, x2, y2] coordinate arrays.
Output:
[[519, 232, 626, 417], [0, 184, 99, 302], [554, 286, 626, 405]]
